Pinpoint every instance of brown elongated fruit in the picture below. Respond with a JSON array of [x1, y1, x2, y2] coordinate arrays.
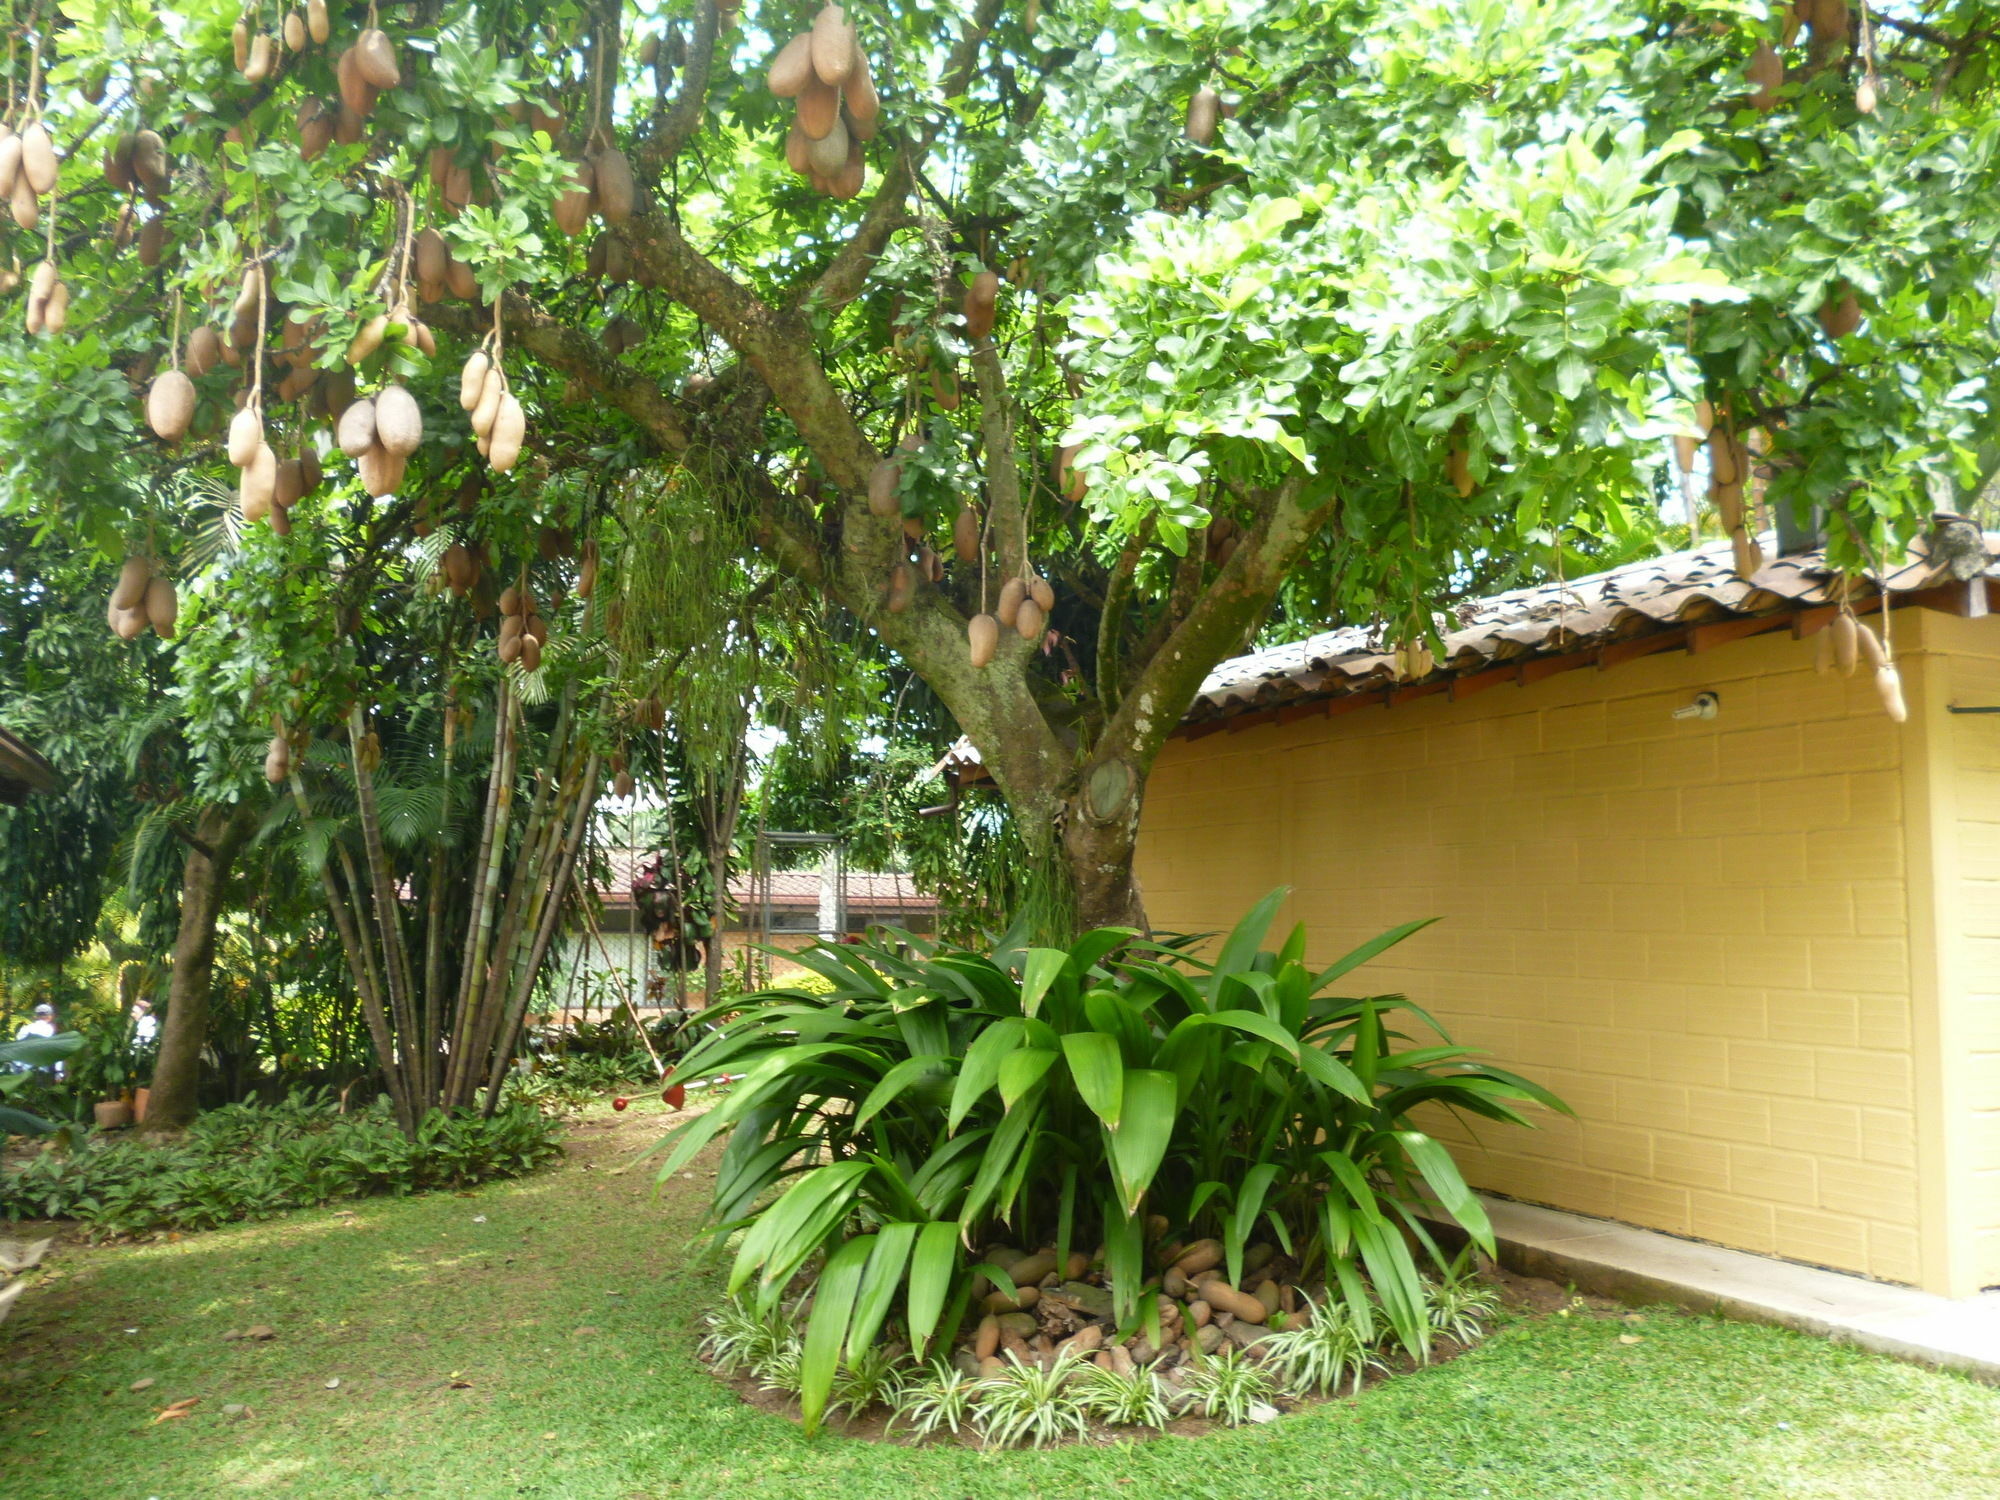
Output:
[[355, 28, 401, 89], [1673, 433, 1698, 472], [1856, 624, 1888, 670], [968, 612, 999, 667], [847, 48, 879, 123], [132, 130, 170, 195], [471, 365, 504, 438], [347, 312, 388, 365], [798, 75, 839, 139], [138, 216, 168, 267], [931, 367, 959, 411], [299, 98, 335, 159], [10, 174, 37, 231], [284, 10, 307, 51], [1014, 595, 1045, 641], [497, 621, 523, 663], [553, 158, 593, 235], [1730, 528, 1764, 579], [1186, 86, 1220, 145], [240, 442, 277, 519], [963, 269, 999, 341], [1707, 427, 1738, 485], [843, 98, 877, 144], [784, 118, 813, 176], [232, 19, 250, 72], [1446, 446, 1474, 497], [829, 138, 866, 200], [373, 383, 423, 456], [334, 102, 365, 145], [519, 634, 542, 672], [953, 505, 979, 563], [997, 576, 1026, 628], [1876, 664, 1907, 722], [1712, 479, 1745, 532], [358, 443, 405, 497], [867, 459, 900, 517], [187, 324, 223, 375], [114, 605, 149, 641], [415, 228, 449, 297], [886, 562, 915, 613], [445, 253, 478, 301], [1056, 443, 1086, 502], [594, 148, 635, 223], [1028, 575, 1054, 613], [112, 556, 152, 610], [810, 4, 856, 86], [265, 735, 290, 783], [274, 457, 305, 507], [307, 0, 330, 44], [20, 122, 56, 195], [0, 131, 19, 199], [767, 32, 815, 96], [145, 577, 178, 636], [227, 405, 264, 468], [245, 33, 276, 84], [1747, 39, 1783, 111], [1818, 286, 1862, 339], [1832, 611, 1859, 675], [147, 370, 196, 442], [488, 393, 526, 471], [336, 397, 378, 457], [611, 768, 634, 798], [807, 115, 848, 176], [39, 280, 68, 335], [1814, 623, 1834, 675], [459, 350, 493, 410], [337, 47, 376, 118], [299, 445, 322, 492]]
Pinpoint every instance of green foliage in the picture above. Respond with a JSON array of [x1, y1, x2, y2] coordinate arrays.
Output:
[[0, 1031, 84, 1135], [968, 1352, 1091, 1450], [884, 1361, 982, 1441], [1074, 1360, 1174, 1431], [656, 889, 1565, 1433], [0, 1092, 562, 1236], [1260, 1295, 1390, 1397], [1174, 1345, 1282, 1428]]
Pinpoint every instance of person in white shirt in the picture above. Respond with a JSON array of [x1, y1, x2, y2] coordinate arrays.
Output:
[[130, 997, 159, 1049]]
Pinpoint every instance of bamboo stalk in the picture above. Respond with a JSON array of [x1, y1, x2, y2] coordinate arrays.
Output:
[[348, 703, 422, 1117], [447, 679, 518, 1106]]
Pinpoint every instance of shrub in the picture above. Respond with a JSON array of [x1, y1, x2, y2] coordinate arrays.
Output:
[[657, 888, 1566, 1433], [0, 1091, 563, 1237]]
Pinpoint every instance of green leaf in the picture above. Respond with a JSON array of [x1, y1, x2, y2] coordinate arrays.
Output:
[[948, 1017, 1025, 1134], [1107, 1070, 1177, 1217], [1019, 947, 1067, 1017], [997, 1046, 1057, 1110], [847, 1222, 920, 1364], [1060, 1031, 1125, 1129], [906, 1220, 962, 1357], [1311, 918, 1438, 989], [799, 1235, 873, 1435]]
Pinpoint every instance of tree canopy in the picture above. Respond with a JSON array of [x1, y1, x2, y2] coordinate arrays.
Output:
[[2, 0, 1995, 930]]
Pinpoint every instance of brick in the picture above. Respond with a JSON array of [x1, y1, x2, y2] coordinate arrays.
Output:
[[1728, 1143, 1818, 1204], [1814, 1049, 1912, 1110], [1867, 1222, 1921, 1284], [1764, 989, 1861, 1048], [1684, 1086, 1773, 1146], [1725, 936, 1813, 990], [1653, 1135, 1732, 1191], [1773, 1205, 1870, 1273], [1614, 1079, 1690, 1134], [1817, 1161, 1917, 1220], [1759, 775, 1852, 833], [1809, 937, 1909, 995], [1689, 1191, 1778, 1253], [1614, 1178, 1693, 1234], [1581, 1123, 1654, 1176], [1769, 1100, 1864, 1161], [1726, 1040, 1817, 1098]]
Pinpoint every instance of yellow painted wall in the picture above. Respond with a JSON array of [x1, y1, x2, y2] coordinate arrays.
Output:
[[1139, 618, 1952, 1287]]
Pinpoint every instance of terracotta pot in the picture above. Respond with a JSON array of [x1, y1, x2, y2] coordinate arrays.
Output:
[[131, 1087, 150, 1124], [94, 1099, 133, 1130]]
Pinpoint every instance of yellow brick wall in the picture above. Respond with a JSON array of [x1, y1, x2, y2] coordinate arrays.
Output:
[[1924, 612, 2000, 1289], [1138, 622, 1933, 1285]]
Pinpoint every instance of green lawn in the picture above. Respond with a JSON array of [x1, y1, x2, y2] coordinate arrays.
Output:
[[4, 1100, 1997, 1500]]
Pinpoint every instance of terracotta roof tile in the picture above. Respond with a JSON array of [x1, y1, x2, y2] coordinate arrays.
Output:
[[1188, 531, 2000, 724]]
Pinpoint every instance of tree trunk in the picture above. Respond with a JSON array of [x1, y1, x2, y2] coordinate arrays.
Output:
[[143, 803, 259, 1134]]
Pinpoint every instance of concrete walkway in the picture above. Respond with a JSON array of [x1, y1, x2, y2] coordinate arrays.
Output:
[[1481, 1196, 2000, 1384]]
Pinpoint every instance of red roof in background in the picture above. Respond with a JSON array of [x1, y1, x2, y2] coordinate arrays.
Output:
[[588, 848, 932, 911]]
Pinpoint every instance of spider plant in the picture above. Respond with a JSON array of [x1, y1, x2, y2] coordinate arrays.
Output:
[[654, 887, 1568, 1433], [1075, 1361, 1174, 1430], [972, 1351, 1091, 1449], [696, 1296, 798, 1378], [1425, 1263, 1503, 1345], [1175, 1346, 1281, 1426], [885, 1361, 982, 1441], [1260, 1294, 1387, 1396], [827, 1344, 910, 1421], [753, 1334, 806, 1397]]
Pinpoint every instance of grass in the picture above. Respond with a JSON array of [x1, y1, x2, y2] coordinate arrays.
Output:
[[3, 1100, 1998, 1498]]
